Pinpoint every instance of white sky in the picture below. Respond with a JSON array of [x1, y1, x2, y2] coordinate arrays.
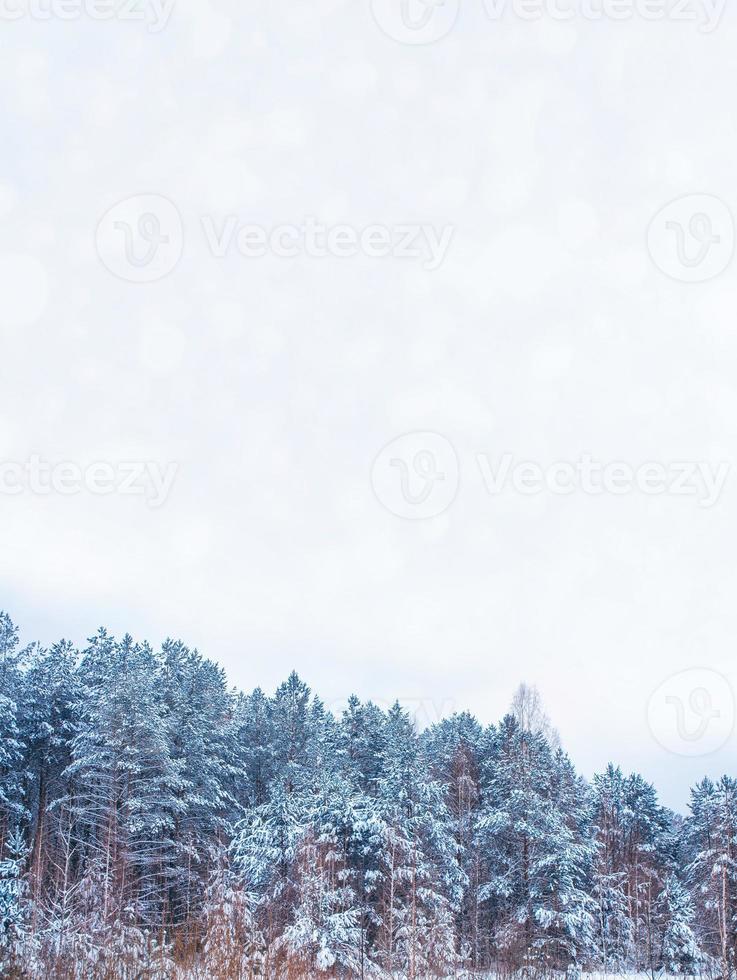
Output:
[[2, 0, 737, 812]]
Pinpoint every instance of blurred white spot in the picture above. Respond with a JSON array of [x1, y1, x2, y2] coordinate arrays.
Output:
[[664, 151, 695, 186], [316, 192, 350, 225], [392, 64, 423, 99], [0, 417, 17, 455], [533, 20, 578, 57], [0, 254, 48, 329], [0, 184, 19, 218], [354, 536, 405, 583], [172, 522, 213, 563], [281, 0, 350, 28], [558, 199, 600, 250], [482, 171, 533, 215], [209, 300, 245, 341], [192, 5, 232, 59], [15, 49, 46, 77], [609, 247, 650, 288], [484, 226, 561, 299], [530, 345, 574, 381], [139, 317, 186, 376], [264, 109, 305, 150], [333, 61, 378, 98], [628, 387, 665, 417], [28, 221, 57, 248], [248, 322, 285, 360], [423, 176, 468, 211], [191, 158, 264, 211]]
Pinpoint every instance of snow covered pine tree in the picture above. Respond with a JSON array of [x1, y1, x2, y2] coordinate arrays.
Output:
[[0, 612, 734, 979]]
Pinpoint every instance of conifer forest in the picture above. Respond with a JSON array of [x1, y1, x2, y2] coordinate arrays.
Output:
[[0, 611, 734, 979]]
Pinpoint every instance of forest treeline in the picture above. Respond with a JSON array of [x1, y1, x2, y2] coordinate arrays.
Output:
[[0, 610, 735, 979]]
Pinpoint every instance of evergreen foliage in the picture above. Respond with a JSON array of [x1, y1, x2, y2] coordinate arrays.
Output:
[[0, 611, 731, 978]]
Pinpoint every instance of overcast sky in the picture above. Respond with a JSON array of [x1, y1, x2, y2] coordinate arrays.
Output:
[[2, 0, 737, 812]]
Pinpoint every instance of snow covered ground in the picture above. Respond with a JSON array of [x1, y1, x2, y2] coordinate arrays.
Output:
[[450, 975, 701, 980], [431, 974, 705, 980]]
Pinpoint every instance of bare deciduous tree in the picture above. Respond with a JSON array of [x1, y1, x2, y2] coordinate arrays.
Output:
[[510, 682, 561, 751]]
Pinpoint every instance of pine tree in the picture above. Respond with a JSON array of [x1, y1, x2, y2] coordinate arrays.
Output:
[[657, 872, 700, 974], [0, 613, 28, 832], [589, 764, 672, 972], [373, 703, 462, 978], [159, 639, 239, 930], [18, 640, 80, 911], [199, 850, 263, 980], [0, 609, 733, 978], [590, 764, 633, 970], [63, 632, 185, 932], [687, 776, 737, 978], [423, 711, 484, 971], [0, 828, 30, 970]]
